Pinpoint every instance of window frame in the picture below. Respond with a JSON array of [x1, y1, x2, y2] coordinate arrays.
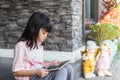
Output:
[[85, 0, 100, 22], [84, 0, 100, 30], [82, 0, 100, 43], [91, 0, 100, 22]]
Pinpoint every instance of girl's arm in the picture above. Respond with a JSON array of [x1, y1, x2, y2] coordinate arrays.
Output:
[[44, 62, 51, 66], [44, 60, 61, 66], [13, 69, 49, 78]]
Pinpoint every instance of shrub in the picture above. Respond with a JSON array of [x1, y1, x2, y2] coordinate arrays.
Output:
[[117, 40, 120, 51], [88, 23, 118, 45]]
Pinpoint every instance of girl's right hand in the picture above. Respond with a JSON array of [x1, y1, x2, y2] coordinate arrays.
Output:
[[36, 69, 49, 78]]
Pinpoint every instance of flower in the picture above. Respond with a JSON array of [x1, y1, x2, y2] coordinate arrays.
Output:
[[99, 4, 120, 27]]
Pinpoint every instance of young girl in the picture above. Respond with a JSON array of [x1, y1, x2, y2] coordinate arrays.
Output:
[[12, 12, 73, 80]]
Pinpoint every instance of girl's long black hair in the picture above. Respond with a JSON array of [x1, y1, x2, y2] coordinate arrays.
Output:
[[18, 12, 52, 49]]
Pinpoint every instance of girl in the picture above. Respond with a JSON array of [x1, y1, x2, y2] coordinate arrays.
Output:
[[12, 12, 73, 80]]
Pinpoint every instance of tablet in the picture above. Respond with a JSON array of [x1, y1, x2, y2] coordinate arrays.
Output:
[[47, 60, 70, 71]]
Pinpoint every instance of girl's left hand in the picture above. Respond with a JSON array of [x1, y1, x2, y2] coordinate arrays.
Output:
[[50, 60, 61, 66]]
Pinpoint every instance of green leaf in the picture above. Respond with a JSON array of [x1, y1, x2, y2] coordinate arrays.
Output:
[[88, 23, 119, 45]]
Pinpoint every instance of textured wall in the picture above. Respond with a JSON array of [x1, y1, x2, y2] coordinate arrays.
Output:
[[0, 0, 83, 52]]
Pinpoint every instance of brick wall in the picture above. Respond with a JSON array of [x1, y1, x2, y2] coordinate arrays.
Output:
[[0, 0, 83, 52]]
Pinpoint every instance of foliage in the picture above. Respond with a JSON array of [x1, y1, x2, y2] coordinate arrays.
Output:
[[99, 3, 120, 38], [99, 3, 120, 27], [100, 0, 117, 19], [88, 23, 118, 45], [117, 40, 120, 51]]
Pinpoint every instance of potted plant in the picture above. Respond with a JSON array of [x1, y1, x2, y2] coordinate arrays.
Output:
[[88, 23, 118, 45]]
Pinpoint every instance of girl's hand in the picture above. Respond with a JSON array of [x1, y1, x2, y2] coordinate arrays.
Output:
[[50, 60, 61, 66], [36, 69, 49, 78]]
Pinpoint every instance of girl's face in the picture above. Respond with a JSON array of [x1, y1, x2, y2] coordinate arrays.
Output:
[[37, 28, 48, 42]]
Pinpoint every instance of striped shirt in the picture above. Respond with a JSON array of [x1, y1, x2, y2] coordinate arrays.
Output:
[[12, 41, 44, 80]]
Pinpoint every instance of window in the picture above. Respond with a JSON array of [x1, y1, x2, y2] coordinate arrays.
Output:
[[85, 0, 99, 30]]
